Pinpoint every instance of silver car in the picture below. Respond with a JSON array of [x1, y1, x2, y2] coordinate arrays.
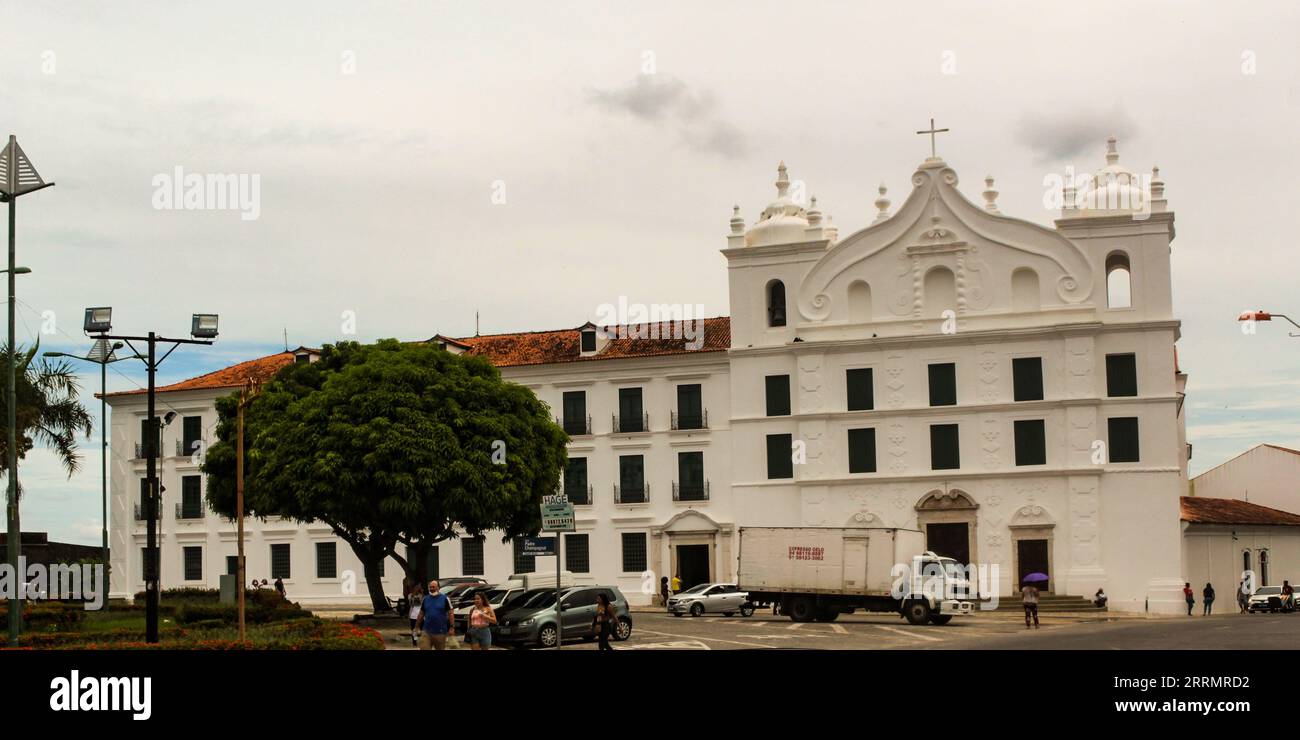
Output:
[[667, 583, 753, 617]]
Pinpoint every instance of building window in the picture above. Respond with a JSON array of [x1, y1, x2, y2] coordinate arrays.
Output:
[[1107, 417, 1140, 462], [621, 532, 648, 572], [270, 543, 291, 579], [930, 424, 960, 470], [1243, 550, 1252, 578], [1106, 252, 1132, 308], [562, 391, 587, 435], [1261, 550, 1270, 586], [461, 537, 484, 576], [226, 555, 238, 576], [183, 546, 202, 581], [847, 428, 877, 474], [767, 280, 787, 327], [617, 387, 645, 432], [181, 415, 202, 456], [676, 384, 704, 429], [846, 368, 874, 411], [513, 537, 536, 574], [580, 328, 597, 353], [566, 533, 590, 573], [618, 455, 646, 502], [1106, 353, 1138, 397], [180, 475, 202, 519], [766, 433, 794, 479], [765, 374, 791, 416], [677, 451, 706, 500], [564, 457, 589, 504], [1012, 357, 1044, 402], [1014, 420, 1047, 466], [928, 363, 957, 406]]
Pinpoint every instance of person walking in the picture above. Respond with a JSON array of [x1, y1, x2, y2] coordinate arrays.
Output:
[[407, 582, 425, 646], [417, 579, 456, 650], [1238, 579, 1250, 613], [593, 592, 618, 651], [671, 574, 682, 594], [1183, 582, 1194, 616], [1202, 583, 1215, 615], [1020, 582, 1040, 629], [1284, 580, 1295, 611], [659, 576, 671, 609], [465, 591, 497, 651], [274, 576, 286, 600]]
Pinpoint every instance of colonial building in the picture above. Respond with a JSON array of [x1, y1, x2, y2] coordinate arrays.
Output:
[[105, 135, 1192, 612], [1191, 444, 1300, 513]]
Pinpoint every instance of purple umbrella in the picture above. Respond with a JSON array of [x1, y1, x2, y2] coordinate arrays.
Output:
[[1023, 572, 1049, 583]]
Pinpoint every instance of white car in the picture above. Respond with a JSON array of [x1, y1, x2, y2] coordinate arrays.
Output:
[[1247, 585, 1297, 613], [667, 583, 754, 617]]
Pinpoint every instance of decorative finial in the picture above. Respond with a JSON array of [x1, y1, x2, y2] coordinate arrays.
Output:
[[729, 204, 744, 235], [982, 175, 1000, 213], [1150, 166, 1165, 201], [873, 183, 891, 223], [1106, 136, 1119, 165], [806, 196, 822, 226], [775, 161, 789, 198]]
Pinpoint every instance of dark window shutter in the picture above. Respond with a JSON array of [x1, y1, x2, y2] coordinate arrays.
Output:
[[848, 428, 877, 473], [270, 543, 291, 579], [619, 455, 645, 491], [1012, 357, 1044, 402], [461, 538, 484, 575], [316, 542, 337, 579], [929, 424, 960, 470], [181, 476, 202, 518], [562, 391, 587, 433], [621, 533, 648, 572], [183, 546, 203, 581], [1014, 419, 1047, 466], [928, 363, 957, 406], [1108, 417, 1140, 462], [677, 384, 703, 427], [846, 368, 874, 411], [565, 457, 589, 503], [766, 434, 794, 479], [768, 281, 787, 327], [182, 416, 202, 451], [765, 375, 791, 416], [581, 330, 597, 353], [565, 534, 591, 573], [1106, 354, 1138, 397]]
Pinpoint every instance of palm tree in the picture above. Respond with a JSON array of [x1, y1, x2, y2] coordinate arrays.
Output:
[[0, 342, 94, 495]]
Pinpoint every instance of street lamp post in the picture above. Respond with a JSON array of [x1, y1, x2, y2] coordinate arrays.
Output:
[[1, 135, 55, 646], [94, 310, 219, 643], [44, 338, 128, 592], [1239, 310, 1300, 337]]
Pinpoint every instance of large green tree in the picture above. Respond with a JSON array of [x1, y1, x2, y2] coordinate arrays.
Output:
[[203, 339, 567, 612]]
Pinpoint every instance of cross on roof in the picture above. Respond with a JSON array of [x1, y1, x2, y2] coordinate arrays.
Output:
[[916, 118, 949, 158]]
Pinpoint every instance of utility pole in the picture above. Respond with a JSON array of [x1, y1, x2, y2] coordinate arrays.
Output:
[[236, 378, 261, 641]]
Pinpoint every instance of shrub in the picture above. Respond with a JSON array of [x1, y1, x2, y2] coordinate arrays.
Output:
[[0, 601, 86, 631], [10, 618, 383, 650]]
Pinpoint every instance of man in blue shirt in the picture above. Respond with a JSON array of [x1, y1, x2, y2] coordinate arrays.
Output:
[[417, 580, 456, 650]]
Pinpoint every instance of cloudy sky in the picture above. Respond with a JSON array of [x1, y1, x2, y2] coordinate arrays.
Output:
[[4, 1, 1298, 543]]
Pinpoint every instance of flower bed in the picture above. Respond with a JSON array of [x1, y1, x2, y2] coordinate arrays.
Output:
[[11, 618, 383, 650]]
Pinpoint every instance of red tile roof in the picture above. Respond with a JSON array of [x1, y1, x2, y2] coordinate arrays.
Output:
[[103, 352, 299, 398], [450, 317, 730, 368], [1181, 496, 1300, 527], [106, 318, 732, 397]]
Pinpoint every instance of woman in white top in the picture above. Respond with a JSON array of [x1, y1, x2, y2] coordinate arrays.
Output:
[[407, 583, 424, 646]]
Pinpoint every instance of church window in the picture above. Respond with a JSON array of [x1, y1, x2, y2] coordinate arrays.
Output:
[[846, 368, 874, 411], [1106, 353, 1138, 397], [1107, 417, 1140, 462], [767, 280, 787, 327], [1014, 420, 1046, 466], [765, 374, 791, 416], [1013, 357, 1043, 401], [929, 424, 960, 470], [928, 362, 957, 406], [1106, 252, 1132, 308]]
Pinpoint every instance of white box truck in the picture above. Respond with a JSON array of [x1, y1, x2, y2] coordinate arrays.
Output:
[[737, 526, 975, 625]]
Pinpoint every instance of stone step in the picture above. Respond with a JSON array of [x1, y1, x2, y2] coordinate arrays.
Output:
[[993, 594, 1107, 612]]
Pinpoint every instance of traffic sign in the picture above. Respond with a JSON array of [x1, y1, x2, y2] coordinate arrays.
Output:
[[540, 499, 575, 532], [521, 537, 558, 558]]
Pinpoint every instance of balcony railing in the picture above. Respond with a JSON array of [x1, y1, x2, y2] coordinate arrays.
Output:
[[176, 439, 205, 457], [671, 410, 708, 430], [563, 483, 594, 506], [614, 483, 648, 505], [673, 480, 710, 502], [612, 413, 649, 434], [134, 503, 162, 521], [558, 415, 592, 436], [175, 503, 205, 520]]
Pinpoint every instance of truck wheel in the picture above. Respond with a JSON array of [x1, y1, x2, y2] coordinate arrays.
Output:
[[814, 609, 840, 622], [690, 602, 704, 617], [740, 604, 755, 618], [904, 600, 932, 625], [785, 596, 817, 622], [929, 614, 953, 625]]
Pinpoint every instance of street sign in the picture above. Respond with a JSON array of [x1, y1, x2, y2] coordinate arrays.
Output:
[[521, 537, 557, 558], [540, 496, 575, 532]]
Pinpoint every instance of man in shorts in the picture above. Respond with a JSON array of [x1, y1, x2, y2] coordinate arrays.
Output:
[[417, 580, 456, 650]]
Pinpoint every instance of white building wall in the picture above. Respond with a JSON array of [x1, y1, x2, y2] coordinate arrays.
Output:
[[1192, 445, 1300, 514], [1182, 523, 1300, 601]]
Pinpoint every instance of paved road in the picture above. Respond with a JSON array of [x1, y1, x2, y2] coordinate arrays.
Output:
[[380, 610, 1300, 650]]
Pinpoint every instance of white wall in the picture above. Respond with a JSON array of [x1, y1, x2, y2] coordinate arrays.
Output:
[[1192, 445, 1300, 514]]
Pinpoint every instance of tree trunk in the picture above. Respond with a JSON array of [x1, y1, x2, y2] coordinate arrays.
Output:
[[406, 541, 431, 590], [342, 538, 391, 614]]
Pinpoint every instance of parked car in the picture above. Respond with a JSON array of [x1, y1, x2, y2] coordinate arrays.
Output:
[[1247, 585, 1297, 613], [494, 586, 633, 648], [667, 583, 754, 617], [434, 577, 488, 590]]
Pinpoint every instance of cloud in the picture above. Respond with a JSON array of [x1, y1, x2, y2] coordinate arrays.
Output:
[[588, 75, 748, 158], [1016, 107, 1139, 161]]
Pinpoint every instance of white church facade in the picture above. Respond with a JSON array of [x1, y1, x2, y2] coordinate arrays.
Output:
[[105, 135, 1192, 613]]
